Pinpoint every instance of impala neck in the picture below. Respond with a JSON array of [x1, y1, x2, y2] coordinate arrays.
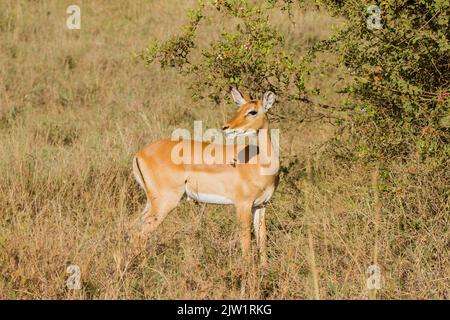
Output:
[[257, 121, 279, 174]]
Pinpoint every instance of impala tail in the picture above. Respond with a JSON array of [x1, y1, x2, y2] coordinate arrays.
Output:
[[132, 156, 147, 194]]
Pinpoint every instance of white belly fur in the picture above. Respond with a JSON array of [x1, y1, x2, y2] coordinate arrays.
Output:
[[253, 185, 275, 207], [185, 186, 234, 205]]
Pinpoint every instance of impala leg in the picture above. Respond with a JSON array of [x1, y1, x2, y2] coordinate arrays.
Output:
[[253, 207, 267, 266], [131, 201, 150, 229], [236, 203, 252, 262], [252, 207, 260, 247], [131, 190, 183, 250], [258, 207, 267, 267], [139, 199, 165, 235], [140, 191, 183, 235]]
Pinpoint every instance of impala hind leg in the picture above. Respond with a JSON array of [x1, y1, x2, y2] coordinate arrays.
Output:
[[136, 201, 151, 225], [130, 189, 183, 252], [253, 207, 267, 266], [139, 190, 184, 236], [236, 203, 253, 262]]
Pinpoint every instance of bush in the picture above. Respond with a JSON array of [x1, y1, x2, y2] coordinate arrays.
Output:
[[316, 0, 450, 166], [139, 0, 450, 167], [138, 0, 306, 103]]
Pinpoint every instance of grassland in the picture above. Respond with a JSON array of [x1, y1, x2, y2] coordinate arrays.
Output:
[[0, 0, 448, 299]]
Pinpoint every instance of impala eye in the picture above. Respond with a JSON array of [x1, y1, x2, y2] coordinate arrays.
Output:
[[247, 110, 258, 116]]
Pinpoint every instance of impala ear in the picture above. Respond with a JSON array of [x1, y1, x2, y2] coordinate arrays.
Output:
[[230, 87, 247, 106], [262, 91, 276, 112]]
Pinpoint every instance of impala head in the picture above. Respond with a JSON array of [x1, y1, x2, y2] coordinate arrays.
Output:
[[222, 87, 276, 139]]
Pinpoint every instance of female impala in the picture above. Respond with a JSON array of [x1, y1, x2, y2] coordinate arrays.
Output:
[[132, 87, 279, 264]]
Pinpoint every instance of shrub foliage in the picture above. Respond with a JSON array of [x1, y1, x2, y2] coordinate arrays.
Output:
[[319, 0, 450, 165], [139, 0, 306, 103], [140, 0, 449, 166]]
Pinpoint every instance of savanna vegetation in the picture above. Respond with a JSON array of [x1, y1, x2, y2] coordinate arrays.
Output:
[[0, 0, 448, 299]]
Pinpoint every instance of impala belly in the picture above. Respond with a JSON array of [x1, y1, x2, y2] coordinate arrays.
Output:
[[185, 185, 234, 205], [184, 163, 240, 205]]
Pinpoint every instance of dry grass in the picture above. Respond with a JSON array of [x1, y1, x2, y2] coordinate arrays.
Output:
[[0, 0, 448, 299]]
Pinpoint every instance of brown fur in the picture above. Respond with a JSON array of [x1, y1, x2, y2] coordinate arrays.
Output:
[[133, 90, 279, 264]]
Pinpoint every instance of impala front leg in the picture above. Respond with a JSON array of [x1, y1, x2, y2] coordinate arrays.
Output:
[[253, 207, 267, 266], [236, 203, 252, 262], [258, 207, 267, 266]]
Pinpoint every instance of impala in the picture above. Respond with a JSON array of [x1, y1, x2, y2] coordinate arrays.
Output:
[[132, 87, 280, 264]]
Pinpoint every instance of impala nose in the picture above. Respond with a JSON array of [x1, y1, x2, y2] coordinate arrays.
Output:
[[222, 125, 229, 131]]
